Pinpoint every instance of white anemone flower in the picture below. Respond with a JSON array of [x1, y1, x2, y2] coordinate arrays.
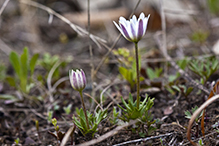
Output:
[[113, 12, 150, 43], [69, 69, 86, 92]]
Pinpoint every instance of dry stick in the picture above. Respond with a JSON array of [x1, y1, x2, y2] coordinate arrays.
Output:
[[47, 61, 62, 102], [160, 0, 168, 83], [60, 125, 76, 146], [113, 132, 176, 146], [75, 120, 136, 146], [97, 80, 122, 106], [19, 0, 106, 48], [84, 93, 103, 111], [0, 0, 10, 16], [93, 0, 142, 77], [87, 0, 96, 111], [186, 94, 219, 146], [164, 8, 198, 15], [100, 82, 115, 107], [52, 76, 69, 92]]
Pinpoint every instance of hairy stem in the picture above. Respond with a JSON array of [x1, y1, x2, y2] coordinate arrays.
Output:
[[135, 42, 140, 109], [79, 91, 90, 129]]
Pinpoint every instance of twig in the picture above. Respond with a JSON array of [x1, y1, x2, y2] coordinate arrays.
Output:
[[47, 61, 62, 102], [159, 0, 168, 83], [84, 93, 103, 111], [52, 76, 69, 92], [87, 0, 96, 111], [60, 124, 76, 146], [100, 83, 112, 107], [19, 0, 106, 48], [113, 132, 177, 146], [75, 120, 136, 146], [0, 0, 10, 16], [164, 8, 198, 15], [160, 0, 167, 56], [93, 0, 142, 77]]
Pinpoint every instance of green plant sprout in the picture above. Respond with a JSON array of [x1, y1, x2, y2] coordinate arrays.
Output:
[[8, 47, 39, 93], [191, 30, 209, 44], [113, 48, 144, 90], [118, 93, 154, 121], [35, 120, 41, 142], [48, 118, 65, 143], [185, 106, 204, 137], [212, 121, 219, 133], [47, 111, 53, 123], [160, 138, 164, 146], [141, 112, 157, 135], [172, 85, 194, 101], [189, 57, 219, 85], [38, 53, 72, 80], [109, 107, 119, 125], [198, 138, 204, 146], [112, 48, 134, 67], [166, 58, 190, 95], [207, 0, 219, 15], [14, 138, 20, 144], [119, 57, 144, 89], [168, 58, 189, 83], [146, 67, 163, 80], [73, 108, 107, 136], [0, 62, 6, 81], [63, 104, 72, 115], [185, 106, 203, 123], [69, 69, 107, 136]]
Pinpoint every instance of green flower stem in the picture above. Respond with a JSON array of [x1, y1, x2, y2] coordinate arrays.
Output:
[[79, 91, 90, 129], [135, 42, 140, 109]]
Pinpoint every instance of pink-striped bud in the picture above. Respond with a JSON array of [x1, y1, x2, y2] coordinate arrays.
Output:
[[69, 69, 86, 92]]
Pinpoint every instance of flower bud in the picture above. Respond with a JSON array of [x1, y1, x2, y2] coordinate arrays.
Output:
[[69, 69, 86, 92]]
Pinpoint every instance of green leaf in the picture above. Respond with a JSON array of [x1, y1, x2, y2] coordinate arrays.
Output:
[[128, 94, 135, 110], [5, 76, 16, 87], [9, 51, 21, 77], [26, 83, 35, 93], [73, 116, 83, 129], [120, 96, 132, 112], [20, 47, 29, 78], [20, 47, 29, 92], [119, 67, 133, 86], [185, 87, 194, 96], [0, 94, 17, 100], [178, 58, 189, 70], [146, 67, 155, 80], [140, 96, 148, 110], [185, 110, 192, 119], [30, 53, 39, 75], [207, 0, 219, 14], [172, 85, 181, 92], [168, 75, 178, 82]]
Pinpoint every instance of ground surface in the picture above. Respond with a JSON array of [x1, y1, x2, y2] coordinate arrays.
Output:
[[1, 0, 219, 146]]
